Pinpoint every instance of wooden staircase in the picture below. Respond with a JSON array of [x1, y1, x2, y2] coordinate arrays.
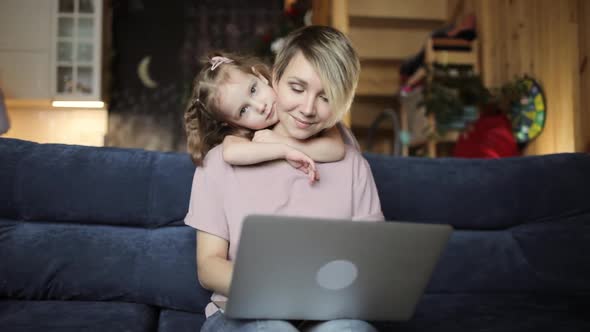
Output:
[[313, 0, 449, 153]]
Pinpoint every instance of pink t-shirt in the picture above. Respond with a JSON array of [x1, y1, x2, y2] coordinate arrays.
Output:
[[184, 145, 384, 317]]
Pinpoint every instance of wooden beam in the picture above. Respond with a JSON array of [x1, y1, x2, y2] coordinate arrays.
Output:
[[356, 60, 400, 96], [350, 26, 432, 60], [311, 0, 331, 26], [331, 0, 349, 34], [349, 0, 447, 21], [331, 0, 350, 125], [578, 0, 590, 152]]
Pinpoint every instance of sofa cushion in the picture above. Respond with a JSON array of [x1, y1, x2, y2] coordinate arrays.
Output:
[[426, 216, 590, 293], [0, 218, 211, 313], [377, 293, 590, 332], [0, 300, 157, 332], [158, 309, 205, 332], [510, 215, 590, 288], [0, 138, 194, 228], [0, 139, 35, 220], [365, 152, 590, 230]]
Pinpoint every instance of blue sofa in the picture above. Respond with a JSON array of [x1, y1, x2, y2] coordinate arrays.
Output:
[[1, 137, 589, 332]]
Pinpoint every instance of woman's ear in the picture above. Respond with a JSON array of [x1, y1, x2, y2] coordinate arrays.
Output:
[[251, 66, 269, 85]]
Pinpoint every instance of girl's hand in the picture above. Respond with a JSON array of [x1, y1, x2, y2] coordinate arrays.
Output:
[[285, 148, 319, 184], [253, 129, 282, 144]]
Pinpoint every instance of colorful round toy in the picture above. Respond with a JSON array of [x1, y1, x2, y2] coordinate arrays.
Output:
[[510, 77, 546, 144]]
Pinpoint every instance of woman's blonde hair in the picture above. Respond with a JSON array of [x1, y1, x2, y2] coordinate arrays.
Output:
[[184, 51, 271, 165], [273, 26, 360, 126]]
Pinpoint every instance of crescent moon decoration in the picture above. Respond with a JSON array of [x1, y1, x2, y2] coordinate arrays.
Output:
[[138, 56, 158, 89]]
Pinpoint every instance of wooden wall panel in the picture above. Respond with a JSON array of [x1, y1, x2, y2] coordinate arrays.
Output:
[[578, 0, 590, 152], [4, 107, 107, 146], [452, 0, 583, 154]]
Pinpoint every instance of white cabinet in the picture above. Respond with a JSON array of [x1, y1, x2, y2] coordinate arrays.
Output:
[[0, 52, 51, 99], [0, 0, 52, 99], [51, 0, 103, 101], [0, 0, 102, 102]]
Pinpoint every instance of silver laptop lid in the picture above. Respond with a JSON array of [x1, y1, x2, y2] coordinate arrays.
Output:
[[226, 215, 452, 321]]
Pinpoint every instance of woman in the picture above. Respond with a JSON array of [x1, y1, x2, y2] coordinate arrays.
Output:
[[185, 26, 384, 332]]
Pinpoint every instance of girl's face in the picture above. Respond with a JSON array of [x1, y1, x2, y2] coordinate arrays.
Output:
[[272, 52, 333, 140], [215, 67, 278, 130]]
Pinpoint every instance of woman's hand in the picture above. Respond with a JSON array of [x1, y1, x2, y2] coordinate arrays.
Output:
[[285, 148, 319, 184]]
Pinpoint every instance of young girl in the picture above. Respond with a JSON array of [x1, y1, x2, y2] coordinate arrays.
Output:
[[184, 52, 348, 182]]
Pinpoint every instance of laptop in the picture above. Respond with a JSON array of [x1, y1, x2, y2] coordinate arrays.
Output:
[[224, 215, 452, 321]]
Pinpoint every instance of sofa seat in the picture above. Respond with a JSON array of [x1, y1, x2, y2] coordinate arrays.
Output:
[[427, 217, 590, 293], [157, 309, 205, 332], [0, 300, 158, 332], [380, 293, 590, 332]]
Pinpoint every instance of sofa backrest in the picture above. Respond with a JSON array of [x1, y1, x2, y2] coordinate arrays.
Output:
[[365, 152, 590, 229], [0, 138, 193, 227], [0, 138, 210, 313]]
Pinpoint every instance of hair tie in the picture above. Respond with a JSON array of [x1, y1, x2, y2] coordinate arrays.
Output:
[[210, 56, 233, 71], [193, 98, 202, 108]]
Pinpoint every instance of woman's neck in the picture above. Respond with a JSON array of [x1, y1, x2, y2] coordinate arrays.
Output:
[[271, 121, 290, 138]]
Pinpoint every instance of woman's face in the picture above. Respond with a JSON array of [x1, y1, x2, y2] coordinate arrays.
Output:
[[272, 52, 334, 140]]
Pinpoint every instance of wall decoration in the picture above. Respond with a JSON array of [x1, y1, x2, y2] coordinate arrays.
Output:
[[508, 76, 546, 145], [107, 0, 282, 152], [137, 56, 158, 89]]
